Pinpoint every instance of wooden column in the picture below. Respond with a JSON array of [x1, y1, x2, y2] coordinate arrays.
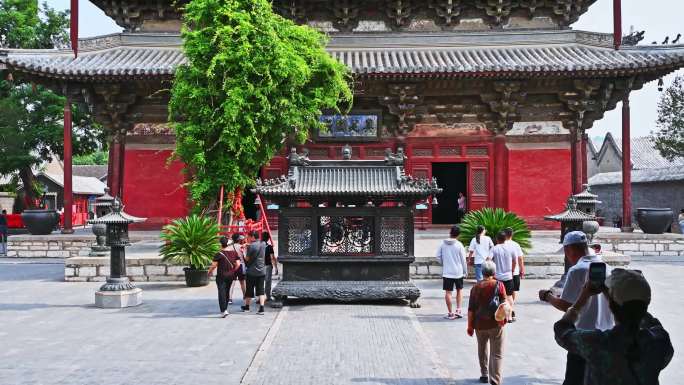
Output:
[[493, 134, 507, 209], [570, 129, 583, 194], [109, 134, 122, 197], [613, 0, 622, 50], [61, 97, 74, 234], [118, 132, 126, 200], [621, 96, 633, 231], [581, 132, 588, 186]]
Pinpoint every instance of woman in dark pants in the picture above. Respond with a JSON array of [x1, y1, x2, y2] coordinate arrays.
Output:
[[207, 236, 241, 317]]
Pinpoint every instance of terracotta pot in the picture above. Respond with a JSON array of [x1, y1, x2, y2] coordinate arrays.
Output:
[[21, 209, 60, 235], [636, 208, 673, 234]]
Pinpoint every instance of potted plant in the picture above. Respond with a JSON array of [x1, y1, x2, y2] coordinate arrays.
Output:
[[458, 208, 532, 252], [159, 215, 220, 287]]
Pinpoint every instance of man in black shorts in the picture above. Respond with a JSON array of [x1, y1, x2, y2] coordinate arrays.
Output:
[[242, 230, 266, 315], [435, 226, 468, 319]]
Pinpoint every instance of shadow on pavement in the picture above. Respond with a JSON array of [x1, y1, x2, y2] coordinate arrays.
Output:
[[0, 302, 92, 311]]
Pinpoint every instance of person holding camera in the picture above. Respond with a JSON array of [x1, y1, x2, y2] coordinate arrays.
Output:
[[538, 231, 613, 385], [554, 269, 673, 385]]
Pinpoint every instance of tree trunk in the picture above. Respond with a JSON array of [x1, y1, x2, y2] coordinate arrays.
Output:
[[19, 167, 38, 209]]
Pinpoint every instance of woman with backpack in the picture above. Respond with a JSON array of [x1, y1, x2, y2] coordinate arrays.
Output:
[[207, 236, 241, 317], [467, 260, 508, 385]]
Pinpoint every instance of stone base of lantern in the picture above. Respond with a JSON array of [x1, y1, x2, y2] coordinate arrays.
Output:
[[95, 288, 143, 308], [272, 280, 421, 307]]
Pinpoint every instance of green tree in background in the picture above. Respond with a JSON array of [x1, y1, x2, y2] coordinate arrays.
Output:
[[73, 151, 109, 165], [169, 0, 352, 209], [654, 76, 684, 161], [0, 1, 102, 208]]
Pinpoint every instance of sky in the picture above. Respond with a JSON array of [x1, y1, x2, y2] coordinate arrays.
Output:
[[46, 0, 684, 142]]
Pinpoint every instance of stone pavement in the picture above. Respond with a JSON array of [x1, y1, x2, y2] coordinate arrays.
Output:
[[1, 257, 682, 385]]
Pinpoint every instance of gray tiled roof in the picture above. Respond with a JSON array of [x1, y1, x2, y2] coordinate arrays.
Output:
[[599, 132, 684, 170], [4, 30, 684, 80], [589, 166, 684, 186], [40, 172, 106, 195], [73, 165, 108, 180], [255, 161, 440, 197]]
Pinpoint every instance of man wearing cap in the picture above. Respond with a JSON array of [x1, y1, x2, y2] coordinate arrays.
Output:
[[554, 269, 673, 384], [538, 231, 614, 385]]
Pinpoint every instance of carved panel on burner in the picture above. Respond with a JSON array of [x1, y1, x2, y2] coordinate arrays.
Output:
[[380, 217, 408, 254], [319, 216, 374, 255], [287, 217, 313, 254]]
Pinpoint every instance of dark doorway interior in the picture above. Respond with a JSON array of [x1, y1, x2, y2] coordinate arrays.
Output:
[[431, 162, 467, 224], [242, 188, 258, 221]]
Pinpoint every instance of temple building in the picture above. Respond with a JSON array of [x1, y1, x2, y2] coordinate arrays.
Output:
[[2, 0, 684, 229]]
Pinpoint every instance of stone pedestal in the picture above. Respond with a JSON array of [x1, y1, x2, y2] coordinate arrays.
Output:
[[95, 288, 143, 308]]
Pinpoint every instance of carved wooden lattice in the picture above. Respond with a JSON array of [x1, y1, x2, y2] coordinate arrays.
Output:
[[413, 148, 433, 157], [466, 147, 489, 156], [287, 217, 313, 254], [365, 147, 388, 157], [472, 169, 487, 195], [319, 216, 374, 255], [380, 217, 407, 254], [439, 146, 461, 156]]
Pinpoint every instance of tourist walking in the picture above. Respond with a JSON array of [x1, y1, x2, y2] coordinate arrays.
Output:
[[468, 225, 493, 282], [503, 227, 524, 320], [467, 261, 508, 385], [242, 230, 267, 315], [457, 192, 467, 222], [207, 236, 241, 317], [538, 231, 614, 385], [554, 269, 673, 385], [228, 233, 246, 304], [262, 231, 278, 301], [0, 209, 7, 255], [679, 208, 684, 234], [490, 231, 516, 316], [436, 225, 468, 319]]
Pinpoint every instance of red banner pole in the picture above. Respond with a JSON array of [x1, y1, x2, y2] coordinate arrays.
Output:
[[70, 0, 78, 57], [257, 194, 273, 245], [217, 185, 225, 228]]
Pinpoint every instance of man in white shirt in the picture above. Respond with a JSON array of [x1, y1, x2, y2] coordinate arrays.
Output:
[[538, 231, 614, 385], [490, 231, 516, 306], [503, 227, 525, 321], [436, 226, 468, 319]]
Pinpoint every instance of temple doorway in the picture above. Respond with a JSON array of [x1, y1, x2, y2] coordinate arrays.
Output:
[[431, 162, 467, 224]]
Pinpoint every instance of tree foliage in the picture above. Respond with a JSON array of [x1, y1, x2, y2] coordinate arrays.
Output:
[[458, 208, 532, 253], [169, 0, 352, 208], [0, 1, 102, 208], [73, 150, 109, 165], [654, 76, 684, 161]]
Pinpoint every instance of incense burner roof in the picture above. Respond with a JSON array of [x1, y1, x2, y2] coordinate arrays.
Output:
[[3, 30, 684, 82], [255, 159, 441, 199]]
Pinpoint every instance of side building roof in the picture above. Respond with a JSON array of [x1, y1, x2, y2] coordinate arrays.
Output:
[[3, 30, 684, 81], [597, 132, 684, 170]]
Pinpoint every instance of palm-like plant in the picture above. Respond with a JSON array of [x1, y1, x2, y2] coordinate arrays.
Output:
[[159, 215, 220, 270], [459, 208, 532, 253]]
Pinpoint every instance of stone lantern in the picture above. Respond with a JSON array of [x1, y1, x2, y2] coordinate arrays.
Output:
[[573, 184, 602, 217], [89, 198, 146, 308], [89, 187, 115, 257], [545, 197, 596, 244]]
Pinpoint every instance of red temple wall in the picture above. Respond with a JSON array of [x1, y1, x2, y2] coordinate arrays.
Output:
[[506, 145, 570, 230], [123, 148, 189, 230]]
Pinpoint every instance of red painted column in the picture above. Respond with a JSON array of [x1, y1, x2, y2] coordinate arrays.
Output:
[[613, 0, 622, 50], [493, 134, 507, 209], [118, 132, 126, 200], [581, 132, 588, 187], [109, 134, 122, 197], [570, 130, 583, 194], [61, 98, 74, 234], [621, 96, 633, 231]]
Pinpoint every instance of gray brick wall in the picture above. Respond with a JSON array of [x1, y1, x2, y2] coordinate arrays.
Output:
[[591, 180, 684, 232]]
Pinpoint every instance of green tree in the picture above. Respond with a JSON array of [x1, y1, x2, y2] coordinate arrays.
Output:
[[0, 1, 102, 208], [169, 0, 352, 209], [654, 76, 684, 161], [73, 150, 109, 165]]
